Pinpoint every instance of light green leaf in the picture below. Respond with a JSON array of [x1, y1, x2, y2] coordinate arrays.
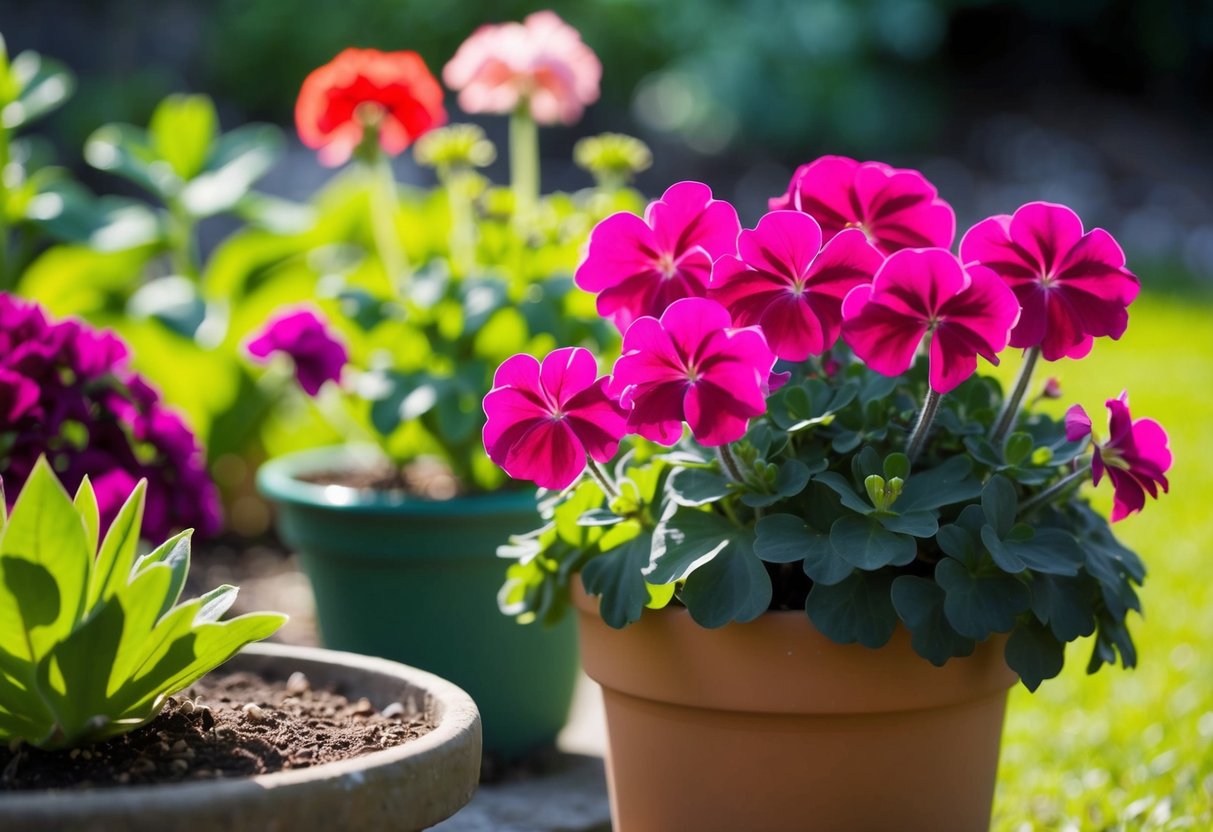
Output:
[[73, 477, 99, 558], [180, 123, 283, 217], [150, 94, 218, 181], [87, 479, 146, 609]]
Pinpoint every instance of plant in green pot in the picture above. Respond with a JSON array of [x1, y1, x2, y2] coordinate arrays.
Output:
[[482, 157, 1170, 830], [252, 13, 645, 760]]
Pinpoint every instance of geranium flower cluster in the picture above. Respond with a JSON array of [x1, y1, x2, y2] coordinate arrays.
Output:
[[0, 295, 221, 540], [484, 155, 1168, 521]]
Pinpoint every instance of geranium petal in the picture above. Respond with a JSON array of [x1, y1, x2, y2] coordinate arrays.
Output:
[[658, 297, 734, 362], [1064, 404, 1092, 442], [928, 326, 980, 394], [685, 380, 761, 446], [1008, 202, 1084, 277], [503, 418, 586, 490], [625, 381, 688, 446], [1106, 467, 1146, 522], [564, 378, 628, 462], [788, 156, 860, 240], [738, 210, 823, 280], [759, 294, 825, 361], [575, 211, 659, 293], [540, 346, 598, 407]]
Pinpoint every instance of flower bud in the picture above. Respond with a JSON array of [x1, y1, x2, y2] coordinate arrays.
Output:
[[413, 124, 496, 171], [574, 133, 652, 188]]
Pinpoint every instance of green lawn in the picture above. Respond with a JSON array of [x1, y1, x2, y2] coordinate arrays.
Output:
[[991, 290, 1213, 830]]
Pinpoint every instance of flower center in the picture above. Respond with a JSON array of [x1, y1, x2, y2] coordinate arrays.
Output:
[[655, 252, 678, 279], [1039, 271, 1058, 288]]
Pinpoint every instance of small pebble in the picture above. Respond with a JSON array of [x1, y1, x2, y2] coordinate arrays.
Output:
[[171, 739, 189, 754], [350, 697, 374, 716], [179, 700, 196, 715], [242, 702, 268, 723], [69, 749, 80, 760], [81, 750, 93, 761], [286, 672, 310, 695], [130, 758, 156, 775], [381, 702, 406, 719], [170, 758, 190, 775], [116, 772, 130, 784]]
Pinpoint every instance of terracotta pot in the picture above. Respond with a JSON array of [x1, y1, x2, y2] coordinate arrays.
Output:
[[0, 643, 482, 832], [573, 581, 1017, 832]]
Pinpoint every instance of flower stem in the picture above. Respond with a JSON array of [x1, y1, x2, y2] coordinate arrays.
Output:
[[0, 123, 11, 290], [990, 346, 1041, 445], [509, 104, 539, 237], [445, 168, 476, 277], [369, 152, 409, 296], [906, 387, 943, 463], [1019, 464, 1091, 516], [716, 444, 745, 484], [585, 457, 619, 500]]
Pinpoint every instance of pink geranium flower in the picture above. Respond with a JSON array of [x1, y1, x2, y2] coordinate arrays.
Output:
[[710, 210, 883, 361], [770, 156, 955, 255], [246, 308, 348, 397], [960, 202, 1139, 361], [482, 347, 627, 490], [575, 181, 741, 332], [841, 248, 1021, 394], [609, 298, 776, 446], [443, 11, 601, 126], [1065, 393, 1171, 522]]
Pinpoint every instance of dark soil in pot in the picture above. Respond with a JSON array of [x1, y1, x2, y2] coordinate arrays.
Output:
[[0, 667, 435, 791]]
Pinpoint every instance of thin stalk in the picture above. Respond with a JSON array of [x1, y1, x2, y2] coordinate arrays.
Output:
[[585, 457, 619, 500], [716, 444, 745, 484], [509, 104, 539, 236], [445, 167, 476, 277], [1019, 465, 1090, 516], [0, 123, 12, 290], [990, 346, 1041, 445], [905, 387, 943, 463], [369, 152, 409, 296], [166, 201, 201, 282]]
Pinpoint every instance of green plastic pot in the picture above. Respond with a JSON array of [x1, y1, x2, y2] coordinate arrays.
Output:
[[257, 446, 578, 760]]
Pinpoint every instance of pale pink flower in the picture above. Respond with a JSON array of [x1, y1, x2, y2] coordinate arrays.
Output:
[[443, 11, 601, 125], [1065, 393, 1171, 522]]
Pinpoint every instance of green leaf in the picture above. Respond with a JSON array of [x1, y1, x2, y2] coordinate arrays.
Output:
[[1028, 573, 1097, 642], [980, 525, 1083, 576], [180, 124, 283, 217], [85, 123, 174, 198], [1005, 618, 1065, 692], [754, 513, 851, 585], [981, 475, 1017, 537], [1004, 432, 1033, 466], [668, 468, 732, 507], [73, 477, 99, 558], [194, 585, 239, 624], [894, 456, 982, 512], [581, 530, 653, 629], [883, 452, 910, 480], [829, 515, 916, 569], [814, 472, 873, 514], [679, 530, 771, 628], [150, 94, 217, 181], [127, 276, 208, 338], [936, 558, 1030, 641], [0, 458, 90, 659], [2, 50, 74, 129], [806, 569, 898, 648], [876, 510, 938, 538], [890, 575, 975, 666], [87, 479, 146, 610], [649, 507, 736, 584], [740, 458, 815, 508], [133, 530, 193, 621]]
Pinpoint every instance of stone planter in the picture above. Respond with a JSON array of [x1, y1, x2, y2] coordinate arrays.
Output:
[[0, 642, 482, 832], [573, 580, 1017, 832]]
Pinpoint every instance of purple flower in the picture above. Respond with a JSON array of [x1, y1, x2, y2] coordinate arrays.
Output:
[[609, 297, 776, 446], [575, 181, 741, 332], [1065, 393, 1171, 522], [247, 308, 348, 396]]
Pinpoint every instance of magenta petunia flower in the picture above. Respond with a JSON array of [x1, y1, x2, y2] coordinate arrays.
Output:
[[770, 156, 955, 255], [840, 248, 1021, 394], [960, 202, 1139, 361], [575, 181, 741, 332], [247, 308, 348, 397], [710, 210, 883, 361], [609, 297, 776, 447], [0, 368, 38, 423], [483, 347, 627, 490], [1065, 393, 1171, 522]]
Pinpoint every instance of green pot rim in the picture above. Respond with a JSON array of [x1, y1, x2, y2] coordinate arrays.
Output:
[[256, 446, 536, 517]]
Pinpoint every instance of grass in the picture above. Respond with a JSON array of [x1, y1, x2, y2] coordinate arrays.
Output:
[[990, 290, 1213, 830]]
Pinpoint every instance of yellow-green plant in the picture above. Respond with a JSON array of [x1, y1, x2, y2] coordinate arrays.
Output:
[[0, 457, 285, 749]]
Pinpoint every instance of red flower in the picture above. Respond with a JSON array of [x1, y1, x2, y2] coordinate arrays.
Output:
[[296, 48, 447, 167]]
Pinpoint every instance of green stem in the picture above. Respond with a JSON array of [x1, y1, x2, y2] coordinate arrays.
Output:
[[1019, 465, 1090, 516], [0, 123, 12, 290], [509, 104, 539, 236], [444, 167, 476, 277], [369, 152, 409, 297], [905, 387, 943, 463], [166, 201, 201, 282], [585, 457, 619, 500], [716, 444, 745, 484], [990, 346, 1041, 445]]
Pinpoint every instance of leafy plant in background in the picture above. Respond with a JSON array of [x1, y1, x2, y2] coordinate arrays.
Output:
[[0, 457, 284, 749], [487, 155, 1170, 691], [0, 293, 221, 542], [244, 14, 645, 494]]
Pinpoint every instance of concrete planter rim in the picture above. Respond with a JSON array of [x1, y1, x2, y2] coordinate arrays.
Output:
[[256, 445, 534, 517], [0, 642, 482, 832]]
